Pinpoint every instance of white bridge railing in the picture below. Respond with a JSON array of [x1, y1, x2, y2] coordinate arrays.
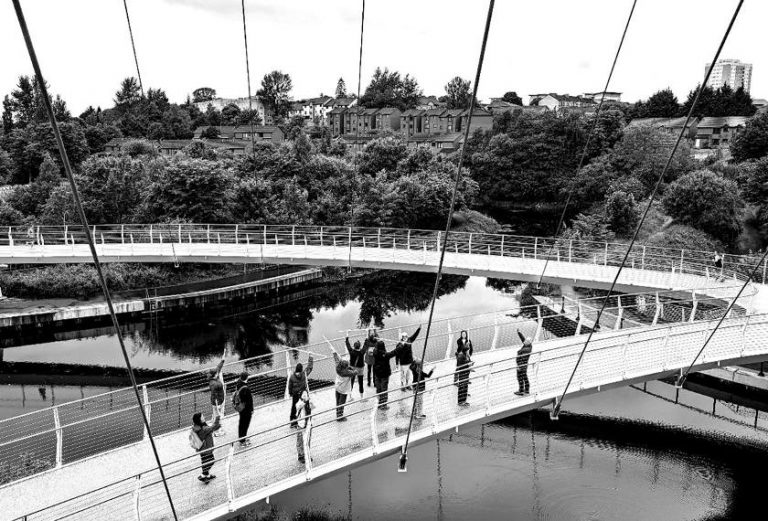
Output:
[[13, 310, 768, 521], [1, 224, 765, 285]]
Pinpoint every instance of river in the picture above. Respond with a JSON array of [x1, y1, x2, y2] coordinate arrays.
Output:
[[1, 272, 767, 520]]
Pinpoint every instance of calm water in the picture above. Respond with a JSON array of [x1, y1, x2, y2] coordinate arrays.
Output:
[[2, 272, 767, 520]]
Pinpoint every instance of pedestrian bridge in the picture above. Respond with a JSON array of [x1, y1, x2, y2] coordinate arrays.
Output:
[[1, 224, 766, 303], [2, 225, 768, 520]]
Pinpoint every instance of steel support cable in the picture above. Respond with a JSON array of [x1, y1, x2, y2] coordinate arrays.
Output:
[[551, 0, 745, 418], [676, 247, 768, 388], [11, 2, 178, 519], [536, 0, 637, 287], [241, 0, 257, 154], [121, 0, 144, 96], [348, 0, 366, 270], [399, 0, 496, 471]]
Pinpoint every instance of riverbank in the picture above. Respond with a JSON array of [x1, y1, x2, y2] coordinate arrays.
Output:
[[0, 267, 323, 330]]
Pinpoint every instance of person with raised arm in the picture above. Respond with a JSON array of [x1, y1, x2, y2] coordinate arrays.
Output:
[[395, 325, 422, 391], [207, 356, 226, 437], [288, 355, 314, 427], [515, 329, 533, 396], [363, 328, 378, 387], [346, 332, 366, 397]]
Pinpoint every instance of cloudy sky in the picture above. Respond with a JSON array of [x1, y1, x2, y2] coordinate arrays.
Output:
[[0, 0, 764, 114]]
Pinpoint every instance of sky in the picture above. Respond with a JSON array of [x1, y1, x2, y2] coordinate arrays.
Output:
[[0, 0, 765, 115]]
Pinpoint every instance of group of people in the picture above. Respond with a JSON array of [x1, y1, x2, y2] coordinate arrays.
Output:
[[189, 325, 535, 482]]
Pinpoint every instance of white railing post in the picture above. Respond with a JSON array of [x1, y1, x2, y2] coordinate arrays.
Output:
[[121, 225, 124, 244], [615, 296, 623, 330], [234, 224, 238, 244], [178, 224, 182, 244], [641, 246, 646, 270], [263, 225, 267, 245], [491, 316, 499, 350], [423, 241, 427, 264], [534, 237, 538, 259], [500, 235, 505, 256], [568, 240, 573, 262], [436, 231, 441, 252], [292, 225, 296, 246], [320, 226, 324, 245], [377, 228, 381, 248], [149, 225, 153, 244], [575, 303, 584, 336], [225, 443, 236, 507], [484, 366, 493, 412], [740, 315, 751, 356], [468, 233, 472, 254], [652, 292, 661, 325], [370, 407, 379, 453], [689, 291, 698, 323], [53, 406, 63, 468], [534, 306, 543, 341], [407, 229, 411, 250], [141, 385, 150, 440], [604, 242, 608, 266], [303, 420, 313, 472], [445, 322, 454, 359], [133, 474, 142, 521], [284, 351, 292, 400], [208, 225, 212, 244]]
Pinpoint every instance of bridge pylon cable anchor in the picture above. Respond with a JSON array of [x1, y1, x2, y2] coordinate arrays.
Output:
[[397, 450, 408, 473], [549, 399, 561, 421], [674, 370, 686, 389]]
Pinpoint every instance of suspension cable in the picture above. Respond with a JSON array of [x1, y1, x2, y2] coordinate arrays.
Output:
[[11, 2, 177, 518], [399, 0, 496, 470], [676, 248, 768, 387], [348, 0, 365, 270], [536, 0, 637, 287], [121, 0, 144, 96], [551, 0, 745, 418], [241, 0, 256, 154]]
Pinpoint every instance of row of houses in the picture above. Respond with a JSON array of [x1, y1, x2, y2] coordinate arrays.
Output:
[[626, 116, 749, 158]]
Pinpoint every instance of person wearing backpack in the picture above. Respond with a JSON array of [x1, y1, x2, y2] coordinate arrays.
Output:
[[372, 339, 398, 409], [233, 372, 254, 446], [333, 352, 357, 420], [363, 328, 378, 387], [190, 412, 221, 483], [295, 390, 313, 464]]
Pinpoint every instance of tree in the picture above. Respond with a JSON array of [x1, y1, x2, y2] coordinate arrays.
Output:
[[200, 126, 220, 139], [359, 67, 422, 111], [358, 136, 409, 177], [221, 103, 241, 125], [730, 111, 768, 162], [641, 88, 679, 118], [679, 84, 756, 117], [256, 71, 293, 122], [561, 213, 614, 242], [236, 108, 262, 127], [114, 77, 143, 109], [4, 75, 68, 128], [6, 154, 62, 216], [192, 87, 217, 103], [604, 190, 638, 236], [2, 96, 13, 134], [442, 76, 474, 109], [0, 147, 13, 183], [501, 91, 522, 105], [661, 170, 743, 245], [335, 78, 347, 98], [4, 122, 89, 183], [741, 158, 768, 239], [144, 158, 233, 223]]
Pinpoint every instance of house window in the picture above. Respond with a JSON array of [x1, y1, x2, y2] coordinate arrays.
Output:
[[712, 128, 721, 135]]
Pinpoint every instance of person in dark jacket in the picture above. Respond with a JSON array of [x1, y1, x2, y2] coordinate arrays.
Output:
[[192, 412, 221, 482], [346, 334, 366, 396], [410, 359, 434, 419], [363, 329, 378, 387], [208, 357, 226, 437], [372, 340, 398, 408], [454, 330, 473, 385], [234, 372, 254, 446], [395, 326, 421, 391], [515, 330, 533, 395], [457, 330, 473, 356], [456, 349, 473, 406], [288, 356, 314, 427]]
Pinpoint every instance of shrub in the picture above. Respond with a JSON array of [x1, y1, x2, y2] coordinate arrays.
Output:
[[645, 224, 723, 252], [604, 191, 638, 236]]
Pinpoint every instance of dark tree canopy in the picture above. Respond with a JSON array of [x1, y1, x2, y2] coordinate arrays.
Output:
[[442, 76, 474, 109], [501, 91, 523, 105], [679, 84, 756, 118], [730, 110, 768, 162], [634, 88, 680, 118], [335, 78, 347, 98], [257, 70, 293, 122], [359, 67, 422, 111], [192, 87, 217, 103]]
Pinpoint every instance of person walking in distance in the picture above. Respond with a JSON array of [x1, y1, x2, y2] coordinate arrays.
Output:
[[363, 328, 378, 387], [346, 333, 366, 397], [190, 412, 221, 483], [456, 348, 473, 406], [373, 340, 398, 409], [395, 326, 422, 391], [714, 252, 724, 281], [410, 359, 434, 419], [295, 390, 313, 465], [233, 372, 253, 446], [455, 330, 473, 385], [515, 329, 533, 396], [207, 357, 226, 437], [333, 352, 357, 421], [288, 356, 314, 427]]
